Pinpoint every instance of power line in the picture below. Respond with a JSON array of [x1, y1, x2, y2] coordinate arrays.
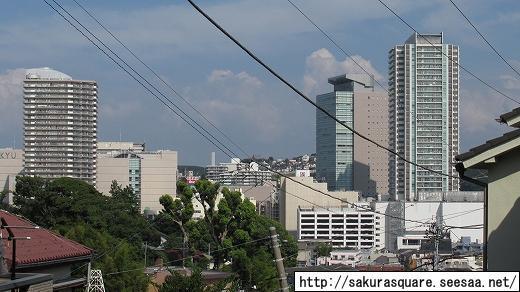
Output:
[[449, 0, 520, 79], [411, 252, 482, 271], [43, 0, 481, 235], [48, 0, 240, 161], [104, 236, 271, 276], [43, 0, 238, 162], [285, 0, 388, 92], [185, 0, 458, 182], [71, 0, 250, 158], [184, 0, 485, 229], [377, 0, 520, 105]]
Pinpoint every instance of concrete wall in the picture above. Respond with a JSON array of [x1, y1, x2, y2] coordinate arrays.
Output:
[[487, 150, 520, 271], [0, 148, 23, 194], [28, 280, 53, 292], [96, 150, 177, 214], [442, 202, 483, 242], [374, 201, 483, 251], [140, 151, 177, 213], [279, 176, 358, 234], [353, 91, 389, 197], [96, 157, 129, 195]]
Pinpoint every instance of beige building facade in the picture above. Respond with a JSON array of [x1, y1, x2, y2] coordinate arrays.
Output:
[[353, 89, 389, 197], [96, 142, 177, 214], [0, 148, 23, 201]]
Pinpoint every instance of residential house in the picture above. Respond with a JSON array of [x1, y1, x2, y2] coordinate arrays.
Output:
[[455, 107, 520, 271]]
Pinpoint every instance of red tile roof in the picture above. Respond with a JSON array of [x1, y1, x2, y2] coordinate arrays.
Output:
[[0, 210, 93, 266]]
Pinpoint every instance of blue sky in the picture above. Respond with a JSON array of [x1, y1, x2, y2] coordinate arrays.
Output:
[[1, 0, 519, 165]]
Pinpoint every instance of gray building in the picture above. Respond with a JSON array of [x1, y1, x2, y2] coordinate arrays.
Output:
[[316, 74, 389, 196], [23, 68, 97, 184], [389, 33, 459, 201]]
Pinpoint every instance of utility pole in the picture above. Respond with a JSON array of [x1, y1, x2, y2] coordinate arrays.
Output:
[[144, 241, 148, 267], [0, 218, 37, 281], [269, 227, 289, 291], [426, 221, 449, 271]]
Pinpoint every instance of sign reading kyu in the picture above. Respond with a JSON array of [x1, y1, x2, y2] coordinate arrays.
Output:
[[0, 152, 17, 159]]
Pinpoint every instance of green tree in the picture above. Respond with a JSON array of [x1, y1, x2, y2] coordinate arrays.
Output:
[[158, 268, 237, 292], [65, 223, 149, 291], [110, 180, 140, 214], [159, 181, 195, 263], [314, 242, 333, 257], [191, 180, 297, 290], [12, 176, 158, 290]]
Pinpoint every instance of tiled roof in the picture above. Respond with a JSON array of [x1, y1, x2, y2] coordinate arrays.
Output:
[[499, 107, 520, 125], [456, 129, 520, 162], [0, 210, 93, 266]]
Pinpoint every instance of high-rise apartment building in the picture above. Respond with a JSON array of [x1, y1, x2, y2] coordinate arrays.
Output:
[[23, 68, 97, 184], [316, 74, 389, 196], [389, 33, 459, 200]]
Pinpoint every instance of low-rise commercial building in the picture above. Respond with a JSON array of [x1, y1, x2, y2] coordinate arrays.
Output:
[[0, 148, 23, 203], [96, 141, 177, 214], [279, 175, 359, 235], [298, 205, 385, 249]]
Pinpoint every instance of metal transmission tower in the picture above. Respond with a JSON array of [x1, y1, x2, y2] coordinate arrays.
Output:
[[86, 269, 106, 292]]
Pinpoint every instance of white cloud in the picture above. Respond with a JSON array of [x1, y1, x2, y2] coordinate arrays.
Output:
[[0, 68, 25, 139], [208, 70, 234, 82], [190, 69, 281, 143], [99, 99, 142, 120], [208, 69, 262, 88], [303, 48, 383, 95], [459, 88, 513, 136], [500, 74, 520, 90]]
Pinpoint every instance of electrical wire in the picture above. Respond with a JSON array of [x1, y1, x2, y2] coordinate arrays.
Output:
[[378, 0, 520, 105], [49, 0, 239, 160], [185, 0, 458, 182], [449, 0, 520, 79], [71, 0, 250, 158], [104, 236, 271, 276], [285, 0, 388, 92], [184, 0, 483, 230], [42, 0, 482, 258]]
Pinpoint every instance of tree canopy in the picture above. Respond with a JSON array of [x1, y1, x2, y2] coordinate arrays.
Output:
[[12, 176, 158, 291], [158, 179, 297, 291]]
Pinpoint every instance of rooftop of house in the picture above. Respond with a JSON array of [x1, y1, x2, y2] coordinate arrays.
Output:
[[0, 210, 93, 268], [456, 129, 520, 167], [499, 107, 520, 128]]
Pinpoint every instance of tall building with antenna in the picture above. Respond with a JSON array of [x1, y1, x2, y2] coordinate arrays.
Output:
[[23, 68, 98, 184], [388, 33, 460, 201]]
